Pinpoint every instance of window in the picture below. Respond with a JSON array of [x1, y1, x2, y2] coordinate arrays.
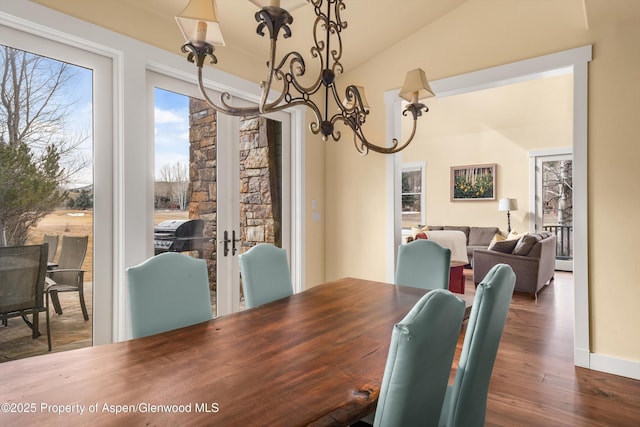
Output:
[[401, 163, 425, 229]]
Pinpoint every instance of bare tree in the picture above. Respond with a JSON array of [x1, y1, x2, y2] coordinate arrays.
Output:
[[158, 161, 189, 210], [542, 160, 573, 226], [0, 45, 90, 245]]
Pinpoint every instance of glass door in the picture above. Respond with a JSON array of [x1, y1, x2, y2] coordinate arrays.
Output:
[[151, 73, 291, 317], [216, 112, 291, 315], [535, 154, 573, 271]]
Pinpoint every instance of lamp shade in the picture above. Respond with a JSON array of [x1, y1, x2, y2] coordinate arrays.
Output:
[[176, 0, 225, 46], [249, 0, 310, 10], [498, 198, 518, 211], [399, 68, 435, 103]]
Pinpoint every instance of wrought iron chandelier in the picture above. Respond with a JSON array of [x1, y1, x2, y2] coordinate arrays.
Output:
[[176, 0, 435, 155]]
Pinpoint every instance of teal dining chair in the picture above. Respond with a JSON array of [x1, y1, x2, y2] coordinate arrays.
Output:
[[395, 239, 451, 290], [438, 263, 516, 427], [238, 243, 293, 309], [127, 252, 213, 339], [372, 289, 466, 427]]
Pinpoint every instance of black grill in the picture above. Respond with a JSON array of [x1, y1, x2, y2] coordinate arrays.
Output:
[[153, 219, 208, 258]]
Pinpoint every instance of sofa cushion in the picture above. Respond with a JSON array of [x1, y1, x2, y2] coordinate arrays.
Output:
[[444, 226, 470, 243], [512, 235, 539, 256], [469, 227, 500, 247], [490, 239, 519, 254], [489, 233, 505, 247], [427, 225, 444, 230], [507, 230, 524, 240]]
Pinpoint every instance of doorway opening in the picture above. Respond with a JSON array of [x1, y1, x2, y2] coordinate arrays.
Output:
[[389, 45, 591, 367]]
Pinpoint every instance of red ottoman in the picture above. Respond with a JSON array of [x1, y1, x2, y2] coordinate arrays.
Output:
[[449, 264, 465, 294]]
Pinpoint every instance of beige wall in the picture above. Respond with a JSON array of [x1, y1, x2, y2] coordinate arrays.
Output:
[[316, 0, 640, 363], [304, 109, 327, 286]]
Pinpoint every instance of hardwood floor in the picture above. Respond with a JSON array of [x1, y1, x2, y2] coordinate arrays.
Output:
[[461, 270, 640, 426]]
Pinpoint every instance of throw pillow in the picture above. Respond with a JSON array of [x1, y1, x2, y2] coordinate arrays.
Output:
[[490, 239, 519, 254], [507, 230, 524, 240], [414, 232, 428, 240], [488, 232, 506, 248], [512, 235, 538, 256]]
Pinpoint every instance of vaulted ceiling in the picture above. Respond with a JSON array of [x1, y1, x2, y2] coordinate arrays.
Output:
[[31, 0, 470, 71]]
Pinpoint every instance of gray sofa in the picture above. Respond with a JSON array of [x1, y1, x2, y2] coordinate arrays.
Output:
[[427, 226, 501, 266], [472, 231, 556, 297]]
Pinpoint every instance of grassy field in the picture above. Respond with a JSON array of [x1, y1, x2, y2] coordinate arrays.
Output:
[[27, 209, 189, 282]]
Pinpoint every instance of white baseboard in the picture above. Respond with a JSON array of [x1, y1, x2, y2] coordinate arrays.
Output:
[[587, 352, 640, 380]]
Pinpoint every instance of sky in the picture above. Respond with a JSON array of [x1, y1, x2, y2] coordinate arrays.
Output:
[[67, 65, 93, 187], [64, 67, 190, 187], [153, 88, 190, 180]]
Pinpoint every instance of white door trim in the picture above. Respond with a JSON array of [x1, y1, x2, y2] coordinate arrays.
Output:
[[387, 45, 592, 369]]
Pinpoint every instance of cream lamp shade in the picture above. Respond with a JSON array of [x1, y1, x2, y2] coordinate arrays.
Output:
[[399, 68, 435, 104], [176, 0, 225, 46], [249, 0, 310, 10], [498, 198, 518, 212]]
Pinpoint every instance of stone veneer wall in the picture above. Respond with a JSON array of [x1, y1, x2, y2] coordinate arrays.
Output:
[[188, 99, 217, 284], [239, 116, 281, 252], [188, 98, 280, 288]]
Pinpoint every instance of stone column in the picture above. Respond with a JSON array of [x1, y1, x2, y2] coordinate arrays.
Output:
[[188, 102, 281, 290]]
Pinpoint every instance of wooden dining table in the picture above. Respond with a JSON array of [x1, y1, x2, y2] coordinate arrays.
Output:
[[0, 277, 472, 426]]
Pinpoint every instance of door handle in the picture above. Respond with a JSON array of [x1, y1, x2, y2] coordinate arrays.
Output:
[[222, 230, 241, 257], [232, 230, 240, 256], [222, 230, 230, 257]]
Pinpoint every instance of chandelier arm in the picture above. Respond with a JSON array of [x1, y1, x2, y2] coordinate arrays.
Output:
[[258, 39, 280, 114], [357, 119, 416, 155], [352, 131, 369, 156], [196, 67, 261, 116], [329, 102, 427, 154]]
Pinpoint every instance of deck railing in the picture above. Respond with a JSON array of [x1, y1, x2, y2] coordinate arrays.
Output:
[[543, 225, 573, 260]]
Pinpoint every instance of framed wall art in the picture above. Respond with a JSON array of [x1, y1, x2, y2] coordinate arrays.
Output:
[[450, 163, 496, 201]]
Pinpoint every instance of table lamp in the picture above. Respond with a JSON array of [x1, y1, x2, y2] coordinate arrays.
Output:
[[498, 198, 518, 233]]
